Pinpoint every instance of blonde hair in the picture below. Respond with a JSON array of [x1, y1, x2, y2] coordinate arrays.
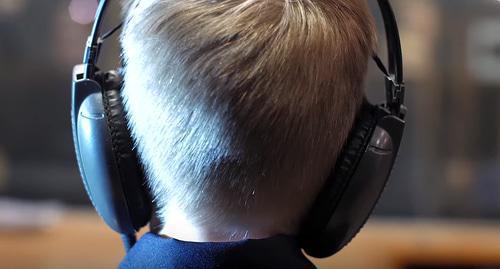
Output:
[[121, 0, 375, 234]]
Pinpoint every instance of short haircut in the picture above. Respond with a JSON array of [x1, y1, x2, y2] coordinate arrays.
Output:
[[121, 0, 376, 234]]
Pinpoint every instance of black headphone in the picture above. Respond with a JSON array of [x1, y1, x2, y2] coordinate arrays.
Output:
[[71, 0, 406, 258]]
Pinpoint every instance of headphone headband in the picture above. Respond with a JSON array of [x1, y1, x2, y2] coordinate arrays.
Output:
[[85, 0, 405, 113], [376, 0, 405, 115], [377, 0, 403, 83], [83, 0, 109, 79]]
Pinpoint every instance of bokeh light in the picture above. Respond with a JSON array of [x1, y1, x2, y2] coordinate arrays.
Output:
[[68, 0, 98, 25]]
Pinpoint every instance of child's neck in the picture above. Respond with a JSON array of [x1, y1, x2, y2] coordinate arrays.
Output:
[[157, 203, 294, 243]]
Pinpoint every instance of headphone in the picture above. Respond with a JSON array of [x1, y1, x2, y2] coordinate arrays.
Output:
[[71, 0, 406, 258]]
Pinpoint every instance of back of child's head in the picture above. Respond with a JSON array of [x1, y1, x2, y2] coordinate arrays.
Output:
[[121, 0, 376, 237]]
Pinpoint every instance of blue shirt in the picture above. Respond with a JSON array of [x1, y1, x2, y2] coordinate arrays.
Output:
[[119, 233, 316, 269]]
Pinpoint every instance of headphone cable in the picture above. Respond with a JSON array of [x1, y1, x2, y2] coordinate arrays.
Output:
[[100, 22, 123, 41]]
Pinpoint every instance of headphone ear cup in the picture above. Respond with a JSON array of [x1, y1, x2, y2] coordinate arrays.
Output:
[[301, 102, 405, 258], [101, 86, 152, 231], [300, 103, 377, 256], [72, 68, 152, 236]]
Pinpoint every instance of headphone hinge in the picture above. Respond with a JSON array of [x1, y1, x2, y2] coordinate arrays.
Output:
[[83, 37, 104, 79], [385, 76, 406, 118]]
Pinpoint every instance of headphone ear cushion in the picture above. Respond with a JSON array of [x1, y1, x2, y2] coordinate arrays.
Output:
[[102, 87, 152, 231], [300, 103, 377, 256], [335, 104, 377, 181], [102, 88, 134, 161]]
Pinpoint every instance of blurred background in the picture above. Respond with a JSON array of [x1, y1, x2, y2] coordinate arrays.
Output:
[[0, 0, 499, 268]]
